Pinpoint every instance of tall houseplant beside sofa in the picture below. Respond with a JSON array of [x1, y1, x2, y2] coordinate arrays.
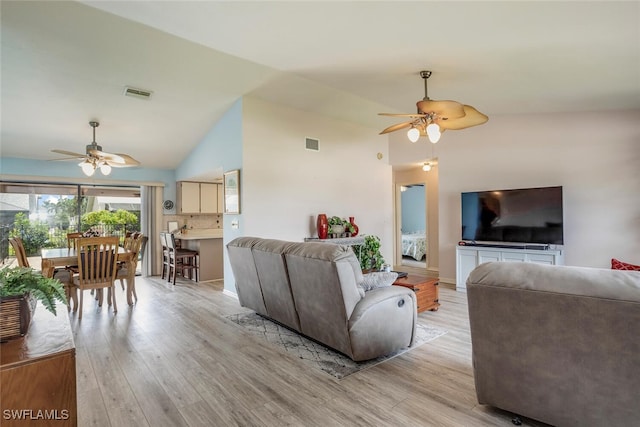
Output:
[[466, 262, 640, 427], [227, 237, 417, 361]]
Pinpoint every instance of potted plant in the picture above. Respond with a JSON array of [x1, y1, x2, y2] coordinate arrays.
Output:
[[354, 235, 385, 271], [328, 216, 345, 237], [0, 266, 67, 342]]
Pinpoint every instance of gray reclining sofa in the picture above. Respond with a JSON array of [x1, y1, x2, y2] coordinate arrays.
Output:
[[227, 237, 417, 361]]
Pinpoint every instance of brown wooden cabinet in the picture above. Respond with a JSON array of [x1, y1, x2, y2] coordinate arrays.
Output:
[[393, 275, 440, 313], [1, 303, 77, 426]]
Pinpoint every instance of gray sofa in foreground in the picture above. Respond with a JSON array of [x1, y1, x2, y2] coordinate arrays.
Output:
[[467, 262, 640, 427], [227, 237, 417, 361]]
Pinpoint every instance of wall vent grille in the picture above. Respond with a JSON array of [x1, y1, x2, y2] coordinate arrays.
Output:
[[124, 86, 153, 99], [305, 137, 319, 151]]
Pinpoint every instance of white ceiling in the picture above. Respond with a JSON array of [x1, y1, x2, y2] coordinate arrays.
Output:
[[2, 1, 639, 172]]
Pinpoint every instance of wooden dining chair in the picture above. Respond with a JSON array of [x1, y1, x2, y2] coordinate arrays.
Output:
[[41, 259, 77, 312], [165, 233, 198, 285], [116, 234, 144, 304], [10, 237, 77, 311], [118, 235, 134, 290], [65, 232, 84, 275], [74, 236, 120, 319], [66, 232, 84, 250], [9, 237, 29, 268]]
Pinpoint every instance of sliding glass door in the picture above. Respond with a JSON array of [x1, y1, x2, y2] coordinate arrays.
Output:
[[1, 182, 140, 259]]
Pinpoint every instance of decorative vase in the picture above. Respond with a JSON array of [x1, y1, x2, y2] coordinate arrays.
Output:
[[349, 217, 359, 237], [317, 214, 328, 239]]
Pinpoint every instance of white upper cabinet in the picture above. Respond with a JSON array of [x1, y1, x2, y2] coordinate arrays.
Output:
[[177, 182, 222, 214], [200, 183, 218, 214]]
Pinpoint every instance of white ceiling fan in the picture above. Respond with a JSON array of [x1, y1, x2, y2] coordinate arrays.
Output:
[[51, 121, 140, 176], [379, 71, 488, 143]]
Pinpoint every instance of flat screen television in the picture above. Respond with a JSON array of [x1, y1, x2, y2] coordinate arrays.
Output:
[[461, 186, 563, 245]]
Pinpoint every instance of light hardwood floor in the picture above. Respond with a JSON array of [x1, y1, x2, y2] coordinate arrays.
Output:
[[70, 276, 548, 426]]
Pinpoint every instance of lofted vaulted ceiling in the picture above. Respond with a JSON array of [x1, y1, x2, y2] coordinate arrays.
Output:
[[1, 1, 638, 171]]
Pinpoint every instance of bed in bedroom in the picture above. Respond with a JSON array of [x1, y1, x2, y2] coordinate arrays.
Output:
[[401, 232, 426, 261]]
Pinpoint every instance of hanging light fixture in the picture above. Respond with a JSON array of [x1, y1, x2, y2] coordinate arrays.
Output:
[[426, 123, 441, 143], [80, 159, 96, 176], [99, 162, 112, 176], [407, 127, 420, 143], [379, 70, 488, 143], [49, 121, 140, 176], [422, 162, 432, 172]]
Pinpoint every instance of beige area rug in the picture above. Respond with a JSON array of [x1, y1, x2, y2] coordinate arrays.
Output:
[[225, 312, 447, 380]]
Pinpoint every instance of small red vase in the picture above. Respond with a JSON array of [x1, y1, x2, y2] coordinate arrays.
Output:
[[349, 216, 359, 237], [317, 214, 328, 239]]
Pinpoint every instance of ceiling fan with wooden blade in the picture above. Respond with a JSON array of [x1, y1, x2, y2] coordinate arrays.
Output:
[[379, 71, 488, 143], [50, 121, 140, 176]]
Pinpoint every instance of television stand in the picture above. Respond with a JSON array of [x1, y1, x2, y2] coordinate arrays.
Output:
[[459, 242, 550, 250], [456, 245, 564, 292]]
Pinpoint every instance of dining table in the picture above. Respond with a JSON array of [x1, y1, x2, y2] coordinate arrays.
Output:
[[41, 247, 137, 306]]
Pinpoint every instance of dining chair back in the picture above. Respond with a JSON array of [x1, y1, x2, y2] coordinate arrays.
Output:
[[74, 236, 120, 319], [66, 232, 84, 250], [117, 234, 144, 304], [9, 237, 30, 268], [12, 239, 78, 312], [138, 235, 148, 266], [123, 235, 134, 252]]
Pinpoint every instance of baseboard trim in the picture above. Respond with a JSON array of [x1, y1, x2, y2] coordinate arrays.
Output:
[[439, 277, 456, 289], [222, 288, 238, 299]]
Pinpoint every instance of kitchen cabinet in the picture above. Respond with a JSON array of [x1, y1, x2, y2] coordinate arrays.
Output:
[[177, 182, 223, 214]]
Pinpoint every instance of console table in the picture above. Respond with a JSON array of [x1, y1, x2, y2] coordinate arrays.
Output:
[[304, 236, 365, 245], [0, 302, 77, 426]]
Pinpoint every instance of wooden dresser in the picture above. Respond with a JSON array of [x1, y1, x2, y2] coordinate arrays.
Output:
[[393, 274, 440, 313], [1, 302, 77, 426]]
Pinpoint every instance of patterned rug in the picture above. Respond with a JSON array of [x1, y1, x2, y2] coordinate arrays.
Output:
[[225, 311, 447, 379]]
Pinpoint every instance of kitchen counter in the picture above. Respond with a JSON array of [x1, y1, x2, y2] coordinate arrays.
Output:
[[175, 229, 223, 281], [176, 229, 223, 240]]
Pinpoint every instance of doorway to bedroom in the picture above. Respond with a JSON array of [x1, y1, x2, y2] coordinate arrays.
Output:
[[400, 184, 427, 268], [394, 163, 439, 275]]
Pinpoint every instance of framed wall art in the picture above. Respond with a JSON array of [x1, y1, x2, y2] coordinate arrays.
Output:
[[223, 169, 241, 214]]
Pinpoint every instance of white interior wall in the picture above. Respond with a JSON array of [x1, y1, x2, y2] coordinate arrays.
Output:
[[390, 109, 640, 284], [242, 97, 394, 262]]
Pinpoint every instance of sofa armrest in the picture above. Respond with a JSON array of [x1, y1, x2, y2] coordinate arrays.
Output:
[[347, 286, 417, 361]]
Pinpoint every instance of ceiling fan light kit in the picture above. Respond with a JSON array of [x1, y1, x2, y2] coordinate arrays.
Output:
[[379, 70, 488, 144], [50, 121, 140, 176]]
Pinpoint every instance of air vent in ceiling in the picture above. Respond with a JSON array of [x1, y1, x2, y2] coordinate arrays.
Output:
[[305, 137, 319, 151], [124, 86, 153, 100]]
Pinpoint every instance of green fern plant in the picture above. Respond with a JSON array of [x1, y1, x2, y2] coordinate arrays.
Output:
[[0, 266, 67, 316]]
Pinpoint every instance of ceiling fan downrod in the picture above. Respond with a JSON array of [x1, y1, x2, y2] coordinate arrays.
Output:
[[87, 121, 102, 153], [420, 70, 432, 101]]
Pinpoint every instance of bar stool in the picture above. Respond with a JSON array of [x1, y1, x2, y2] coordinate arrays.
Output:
[[164, 233, 199, 285], [160, 232, 170, 280]]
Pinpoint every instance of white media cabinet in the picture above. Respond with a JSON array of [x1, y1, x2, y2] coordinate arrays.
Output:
[[456, 245, 564, 292]]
